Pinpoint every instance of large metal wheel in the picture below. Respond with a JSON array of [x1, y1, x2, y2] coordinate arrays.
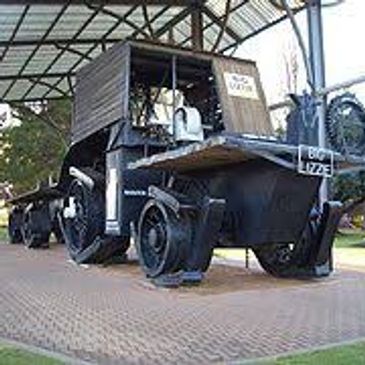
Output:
[[8, 208, 24, 244], [137, 199, 191, 278], [326, 93, 365, 156], [21, 208, 51, 248], [253, 243, 296, 278], [253, 214, 321, 278], [63, 179, 129, 264]]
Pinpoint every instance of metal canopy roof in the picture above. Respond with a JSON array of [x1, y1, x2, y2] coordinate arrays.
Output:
[[0, 0, 304, 103]]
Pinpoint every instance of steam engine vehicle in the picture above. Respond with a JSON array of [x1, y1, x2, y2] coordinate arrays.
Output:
[[8, 40, 365, 286]]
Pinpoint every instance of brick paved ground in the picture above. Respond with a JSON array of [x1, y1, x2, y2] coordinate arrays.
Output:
[[0, 243, 364, 364]]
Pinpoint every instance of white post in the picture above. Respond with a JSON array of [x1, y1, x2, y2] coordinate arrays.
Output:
[[307, 0, 328, 205]]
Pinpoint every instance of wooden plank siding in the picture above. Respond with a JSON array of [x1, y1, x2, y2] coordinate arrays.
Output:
[[213, 58, 273, 137], [72, 42, 130, 144]]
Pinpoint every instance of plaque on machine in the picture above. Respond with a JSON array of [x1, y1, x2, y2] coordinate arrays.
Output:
[[298, 145, 334, 178]]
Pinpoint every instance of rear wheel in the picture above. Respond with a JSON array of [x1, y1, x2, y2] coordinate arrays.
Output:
[[253, 243, 295, 277], [63, 179, 129, 264], [137, 199, 191, 278], [8, 208, 24, 244], [253, 214, 321, 278], [21, 208, 51, 248]]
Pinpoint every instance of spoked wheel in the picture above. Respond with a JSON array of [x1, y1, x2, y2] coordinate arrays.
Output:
[[326, 93, 365, 155], [63, 179, 130, 264], [21, 209, 50, 248], [64, 180, 93, 257], [137, 199, 191, 278]]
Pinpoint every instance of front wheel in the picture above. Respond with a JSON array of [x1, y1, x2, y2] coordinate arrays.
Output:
[[137, 199, 191, 278]]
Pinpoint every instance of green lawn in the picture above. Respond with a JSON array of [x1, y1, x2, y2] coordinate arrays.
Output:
[[0, 345, 64, 365], [335, 230, 365, 248], [264, 341, 365, 365], [0, 226, 7, 242]]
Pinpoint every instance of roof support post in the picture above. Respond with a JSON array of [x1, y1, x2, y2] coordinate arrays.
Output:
[[191, 4, 203, 51], [306, 0, 328, 204]]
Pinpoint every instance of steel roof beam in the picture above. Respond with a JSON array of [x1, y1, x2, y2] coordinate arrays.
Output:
[[42, 4, 141, 98], [0, 72, 74, 81], [2, 1, 70, 100], [21, 2, 105, 100], [28, 77, 69, 98], [154, 6, 193, 39], [84, 2, 151, 39], [54, 43, 93, 61], [191, 5, 203, 50], [0, 5, 30, 62], [202, 2, 245, 44], [128, 4, 170, 39], [0, 0, 204, 5], [180, 0, 248, 50], [0, 38, 121, 48]]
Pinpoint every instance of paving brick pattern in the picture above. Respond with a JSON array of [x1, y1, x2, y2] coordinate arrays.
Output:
[[0, 243, 364, 364]]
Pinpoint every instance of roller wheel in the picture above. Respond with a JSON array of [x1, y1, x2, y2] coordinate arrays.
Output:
[[63, 179, 129, 264], [22, 209, 51, 248], [137, 199, 191, 278], [8, 209, 24, 244]]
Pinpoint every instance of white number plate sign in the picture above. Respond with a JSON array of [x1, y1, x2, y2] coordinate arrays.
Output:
[[298, 145, 334, 178], [224, 72, 259, 100]]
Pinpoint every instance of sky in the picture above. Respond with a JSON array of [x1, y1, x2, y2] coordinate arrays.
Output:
[[1, 0, 364, 125]]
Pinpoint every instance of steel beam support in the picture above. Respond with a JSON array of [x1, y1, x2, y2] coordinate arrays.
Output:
[[191, 5, 203, 51], [0, 38, 120, 48], [0, 72, 75, 81], [42, 4, 140, 99], [0, 5, 30, 61], [2, 2, 70, 100], [181, 0, 248, 50], [0, 0, 204, 5], [306, 0, 328, 204]]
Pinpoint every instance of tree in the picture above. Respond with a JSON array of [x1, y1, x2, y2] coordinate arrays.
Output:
[[0, 98, 71, 194]]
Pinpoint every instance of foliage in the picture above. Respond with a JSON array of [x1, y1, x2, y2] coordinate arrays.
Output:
[[0, 227, 7, 242], [0, 99, 71, 194], [335, 229, 365, 248], [332, 172, 365, 203]]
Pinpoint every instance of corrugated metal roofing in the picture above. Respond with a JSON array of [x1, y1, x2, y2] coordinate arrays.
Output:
[[0, 0, 304, 102]]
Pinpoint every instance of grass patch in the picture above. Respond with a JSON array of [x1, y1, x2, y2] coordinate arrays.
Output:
[[0, 345, 64, 365], [264, 341, 365, 365], [0, 227, 7, 242], [335, 230, 365, 248]]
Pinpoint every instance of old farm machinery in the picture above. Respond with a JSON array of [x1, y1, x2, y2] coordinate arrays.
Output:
[[3, 1, 365, 286], [7, 39, 365, 284]]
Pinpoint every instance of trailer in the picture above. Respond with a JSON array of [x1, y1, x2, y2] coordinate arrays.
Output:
[[6, 37, 365, 285], [7, 182, 64, 248]]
